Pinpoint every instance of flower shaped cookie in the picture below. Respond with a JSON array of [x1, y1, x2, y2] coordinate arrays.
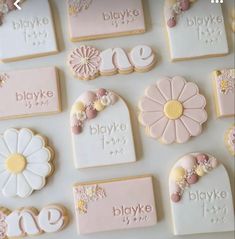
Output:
[[68, 45, 101, 80], [138, 76, 207, 144], [0, 128, 53, 198]]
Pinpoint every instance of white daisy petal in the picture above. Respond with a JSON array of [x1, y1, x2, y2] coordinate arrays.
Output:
[[178, 82, 199, 102], [27, 149, 51, 163], [139, 97, 163, 111], [0, 136, 10, 156], [184, 109, 208, 123], [171, 76, 186, 100], [0, 154, 6, 162], [180, 115, 202, 136], [157, 77, 172, 101], [23, 136, 44, 157], [3, 129, 18, 153], [183, 95, 206, 109], [17, 174, 33, 198], [2, 174, 17, 197], [139, 112, 164, 126], [149, 117, 169, 139], [26, 163, 51, 177], [175, 119, 191, 143], [0, 171, 10, 189], [18, 128, 33, 154], [23, 170, 45, 190], [162, 120, 176, 144], [145, 85, 166, 104], [0, 163, 5, 173]]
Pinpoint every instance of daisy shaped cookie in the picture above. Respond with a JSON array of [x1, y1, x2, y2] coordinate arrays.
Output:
[[138, 76, 207, 144], [0, 128, 53, 198]]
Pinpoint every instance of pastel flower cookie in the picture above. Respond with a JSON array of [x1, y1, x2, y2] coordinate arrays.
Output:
[[224, 125, 235, 156], [169, 153, 234, 235], [0, 128, 53, 198], [138, 76, 207, 144]]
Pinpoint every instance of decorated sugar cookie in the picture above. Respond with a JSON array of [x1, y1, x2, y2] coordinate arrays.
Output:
[[0, 0, 57, 62], [231, 8, 235, 32], [0, 128, 53, 198], [212, 69, 235, 118], [70, 89, 136, 168], [0, 205, 68, 238], [224, 125, 235, 156], [169, 153, 234, 235], [138, 76, 207, 144], [67, 0, 145, 41], [73, 175, 157, 234], [68, 45, 156, 80], [164, 0, 228, 61]]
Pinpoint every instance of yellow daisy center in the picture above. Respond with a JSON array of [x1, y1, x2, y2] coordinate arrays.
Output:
[[6, 153, 27, 173], [164, 100, 183, 120]]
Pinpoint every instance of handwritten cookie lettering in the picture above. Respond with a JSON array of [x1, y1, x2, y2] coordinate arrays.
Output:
[[68, 45, 156, 80], [169, 153, 234, 235], [70, 89, 136, 168], [0, 205, 68, 238]]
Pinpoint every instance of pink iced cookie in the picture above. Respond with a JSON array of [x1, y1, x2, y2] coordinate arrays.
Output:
[[67, 0, 145, 41], [68, 45, 156, 80], [212, 69, 235, 118], [138, 76, 207, 144], [0, 67, 61, 120], [169, 152, 234, 235], [73, 176, 157, 234]]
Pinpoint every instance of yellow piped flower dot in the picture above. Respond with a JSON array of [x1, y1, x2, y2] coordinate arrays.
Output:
[[6, 154, 26, 174], [164, 100, 183, 120], [94, 100, 105, 112], [72, 101, 85, 113], [195, 165, 205, 177], [171, 167, 186, 181]]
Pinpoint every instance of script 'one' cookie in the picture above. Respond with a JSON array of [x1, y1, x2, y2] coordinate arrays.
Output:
[[70, 89, 136, 169], [0, 0, 57, 62], [0, 128, 53, 198], [138, 76, 207, 144], [164, 0, 228, 61], [67, 0, 145, 41], [169, 152, 234, 235]]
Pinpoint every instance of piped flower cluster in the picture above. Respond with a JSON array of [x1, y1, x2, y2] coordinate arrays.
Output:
[[0, 73, 8, 87], [170, 153, 218, 203], [0, 211, 7, 239], [216, 69, 235, 95], [68, 0, 93, 16], [71, 89, 118, 135]]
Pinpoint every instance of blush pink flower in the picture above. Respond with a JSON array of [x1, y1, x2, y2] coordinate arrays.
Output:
[[138, 76, 207, 144], [68, 45, 101, 80]]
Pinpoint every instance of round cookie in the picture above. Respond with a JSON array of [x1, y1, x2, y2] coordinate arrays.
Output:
[[0, 128, 54, 198], [224, 125, 235, 156], [138, 76, 207, 144]]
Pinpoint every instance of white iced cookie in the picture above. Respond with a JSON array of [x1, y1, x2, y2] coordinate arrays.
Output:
[[0, 128, 53, 198], [70, 89, 136, 168], [169, 153, 234, 235], [0, 0, 57, 62], [164, 0, 228, 61], [68, 45, 156, 80], [0, 205, 68, 238]]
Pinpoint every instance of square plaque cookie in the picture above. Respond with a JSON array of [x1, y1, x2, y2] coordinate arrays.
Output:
[[164, 0, 228, 61], [0, 67, 61, 120], [0, 0, 58, 62], [73, 175, 157, 234], [67, 0, 146, 41]]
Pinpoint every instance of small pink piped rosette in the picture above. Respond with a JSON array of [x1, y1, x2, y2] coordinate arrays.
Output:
[[70, 88, 118, 135], [169, 153, 218, 203]]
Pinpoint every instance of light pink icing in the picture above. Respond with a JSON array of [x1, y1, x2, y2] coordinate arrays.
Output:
[[138, 76, 207, 144]]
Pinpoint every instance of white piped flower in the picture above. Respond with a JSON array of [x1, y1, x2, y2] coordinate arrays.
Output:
[[76, 111, 87, 121], [101, 95, 112, 106]]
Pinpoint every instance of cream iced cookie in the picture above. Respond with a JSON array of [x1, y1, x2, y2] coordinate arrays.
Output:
[[0, 0, 57, 62], [164, 0, 228, 61], [0, 67, 61, 120], [68, 45, 156, 80], [70, 89, 136, 168], [73, 175, 157, 234], [225, 125, 235, 156], [169, 153, 234, 235], [212, 69, 235, 118], [67, 0, 145, 41], [0, 128, 53, 198], [0, 205, 68, 238], [231, 8, 235, 32], [138, 76, 207, 144]]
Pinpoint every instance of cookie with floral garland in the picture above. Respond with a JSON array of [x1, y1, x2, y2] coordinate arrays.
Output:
[[169, 152, 234, 235], [70, 89, 136, 168], [0, 128, 54, 198]]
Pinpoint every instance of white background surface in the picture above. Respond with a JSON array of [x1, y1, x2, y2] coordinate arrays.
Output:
[[0, 0, 234, 239]]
